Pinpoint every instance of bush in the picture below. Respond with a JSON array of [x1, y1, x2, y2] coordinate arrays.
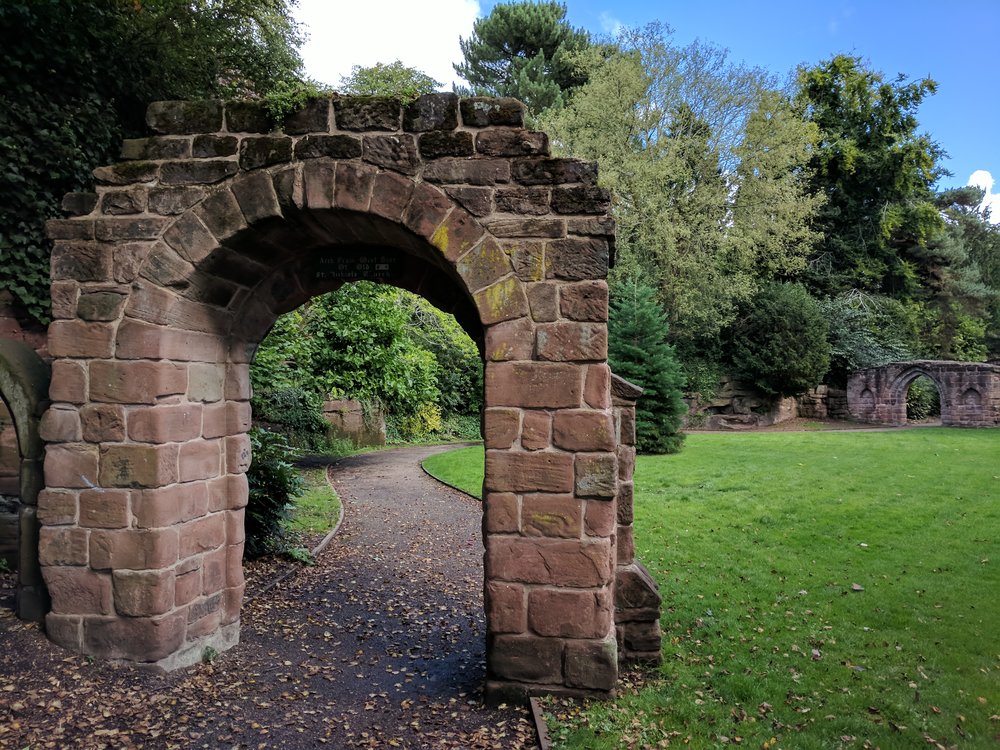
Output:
[[245, 427, 304, 558], [731, 282, 831, 396], [906, 376, 941, 421], [608, 278, 687, 454], [250, 386, 331, 451]]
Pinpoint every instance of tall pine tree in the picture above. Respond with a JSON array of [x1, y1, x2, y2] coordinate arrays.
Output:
[[608, 279, 687, 454]]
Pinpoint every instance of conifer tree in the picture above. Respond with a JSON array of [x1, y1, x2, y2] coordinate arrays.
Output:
[[608, 279, 687, 454]]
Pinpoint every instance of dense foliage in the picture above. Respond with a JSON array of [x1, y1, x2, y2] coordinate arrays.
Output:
[[339, 61, 440, 100], [730, 282, 831, 396], [0, 0, 304, 324], [245, 427, 304, 557], [608, 279, 687, 454]]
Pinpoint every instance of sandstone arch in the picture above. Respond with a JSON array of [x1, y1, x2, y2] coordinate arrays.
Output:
[[41, 94, 660, 699], [0, 339, 50, 620], [847, 360, 1000, 427]]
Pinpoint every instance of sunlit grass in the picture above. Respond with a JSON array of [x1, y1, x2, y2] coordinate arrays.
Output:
[[287, 467, 341, 536], [423, 429, 1000, 748]]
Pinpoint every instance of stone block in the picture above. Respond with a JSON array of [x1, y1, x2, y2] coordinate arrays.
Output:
[[617, 445, 636, 481], [444, 186, 493, 217], [495, 187, 550, 216], [115, 319, 222, 362], [147, 100, 223, 134], [112, 568, 176, 616], [486, 581, 526, 634], [484, 317, 534, 362], [363, 134, 420, 174], [51, 243, 111, 283], [483, 408, 520, 450], [240, 135, 292, 170], [231, 171, 282, 224], [178, 513, 226, 558], [201, 546, 227, 593], [77, 291, 127, 321], [528, 588, 611, 638], [564, 638, 617, 690], [513, 158, 598, 186], [485, 362, 582, 408], [174, 561, 202, 606], [208, 473, 248, 512], [334, 161, 375, 211], [90, 527, 179, 571], [92, 162, 159, 185], [83, 611, 187, 662], [485, 450, 573, 493], [547, 237, 610, 280], [423, 158, 511, 186], [584, 499, 615, 537], [47, 321, 114, 358], [617, 524, 634, 565], [456, 237, 511, 293], [50, 360, 87, 404], [100, 189, 146, 215], [134, 483, 209, 529], [552, 410, 615, 452], [79, 489, 130, 529], [615, 562, 662, 613], [520, 411, 550, 451], [584, 365, 612, 409], [560, 281, 608, 322], [39, 406, 81, 442], [178, 440, 222, 482], [550, 186, 612, 214], [61, 192, 98, 216], [45, 567, 113, 615], [225, 433, 251, 474], [507, 240, 547, 282], [370, 169, 416, 222], [282, 96, 331, 133], [403, 93, 459, 131], [50, 281, 79, 319], [44, 444, 99, 490], [402, 182, 452, 238], [460, 98, 525, 127], [574, 453, 617, 498], [100, 443, 179, 488], [224, 100, 271, 133], [37, 490, 78, 526], [38, 527, 89, 566], [431, 207, 485, 262], [487, 634, 562, 683], [527, 282, 559, 323], [127, 404, 203, 443], [160, 160, 239, 185], [484, 492, 518, 534], [192, 134, 239, 158], [121, 136, 191, 161], [536, 322, 608, 362], [476, 129, 549, 157], [80, 402, 131, 442], [521, 494, 581, 538], [474, 277, 529, 325], [294, 134, 362, 160], [90, 360, 188, 405], [486, 217, 565, 238], [418, 131, 475, 159], [194, 188, 247, 241], [616, 482, 634, 525], [334, 96, 401, 130], [45, 613, 82, 653]]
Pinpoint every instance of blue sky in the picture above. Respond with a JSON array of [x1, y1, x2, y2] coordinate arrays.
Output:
[[294, 0, 999, 209]]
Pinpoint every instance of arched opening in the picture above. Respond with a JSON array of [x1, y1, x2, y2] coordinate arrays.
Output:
[[0, 340, 50, 621], [41, 106, 626, 698], [903, 373, 942, 424]]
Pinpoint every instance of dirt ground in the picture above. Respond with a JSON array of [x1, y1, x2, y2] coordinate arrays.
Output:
[[0, 444, 537, 749]]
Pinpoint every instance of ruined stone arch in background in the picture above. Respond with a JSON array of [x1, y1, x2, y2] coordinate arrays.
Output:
[[847, 360, 1000, 427], [40, 94, 662, 700], [0, 339, 50, 620]]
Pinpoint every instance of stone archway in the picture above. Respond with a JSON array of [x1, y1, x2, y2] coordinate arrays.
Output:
[[847, 360, 1000, 427], [41, 94, 660, 699], [0, 339, 50, 620]]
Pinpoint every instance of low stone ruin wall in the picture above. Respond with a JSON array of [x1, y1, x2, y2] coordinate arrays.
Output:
[[322, 399, 386, 447], [687, 376, 849, 430]]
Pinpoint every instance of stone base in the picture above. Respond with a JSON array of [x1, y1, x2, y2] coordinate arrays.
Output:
[[484, 680, 613, 707], [151, 621, 240, 672]]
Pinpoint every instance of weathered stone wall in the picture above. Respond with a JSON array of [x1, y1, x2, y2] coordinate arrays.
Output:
[[848, 360, 1000, 427], [688, 375, 797, 430], [321, 399, 385, 447], [796, 385, 849, 420], [38, 94, 658, 698]]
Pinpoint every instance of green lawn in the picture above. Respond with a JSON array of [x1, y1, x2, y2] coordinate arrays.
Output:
[[422, 429, 1000, 749], [422, 445, 486, 496], [287, 467, 341, 537]]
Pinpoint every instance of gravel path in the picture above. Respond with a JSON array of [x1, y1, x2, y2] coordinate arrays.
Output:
[[0, 443, 537, 749]]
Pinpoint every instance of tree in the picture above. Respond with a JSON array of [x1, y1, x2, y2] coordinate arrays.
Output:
[[730, 282, 831, 396], [454, 1, 593, 116], [339, 61, 440, 100], [0, 0, 305, 324], [796, 55, 944, 297], [608, 279, 687, 454]]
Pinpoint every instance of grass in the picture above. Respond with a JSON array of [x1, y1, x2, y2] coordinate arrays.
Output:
[[287, 467, 341, 538], [422, 429, 1000, 749], [422, 445, 485, 496]]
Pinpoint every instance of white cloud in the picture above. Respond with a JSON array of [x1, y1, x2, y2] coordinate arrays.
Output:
[[967, 170, 1000, 224], [293, 0, 481, 90], [599, 12, 623, 36]]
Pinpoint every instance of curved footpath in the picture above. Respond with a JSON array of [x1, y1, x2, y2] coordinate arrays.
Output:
[[0, 444, 536, 749]]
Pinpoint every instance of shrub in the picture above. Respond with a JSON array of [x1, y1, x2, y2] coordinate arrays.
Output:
[[906, 376, 941, 421], [608, 278, 687, 454], [731, 282, 831, 395], [250, 386, 331, 451], [245, 427, 304, 558]]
